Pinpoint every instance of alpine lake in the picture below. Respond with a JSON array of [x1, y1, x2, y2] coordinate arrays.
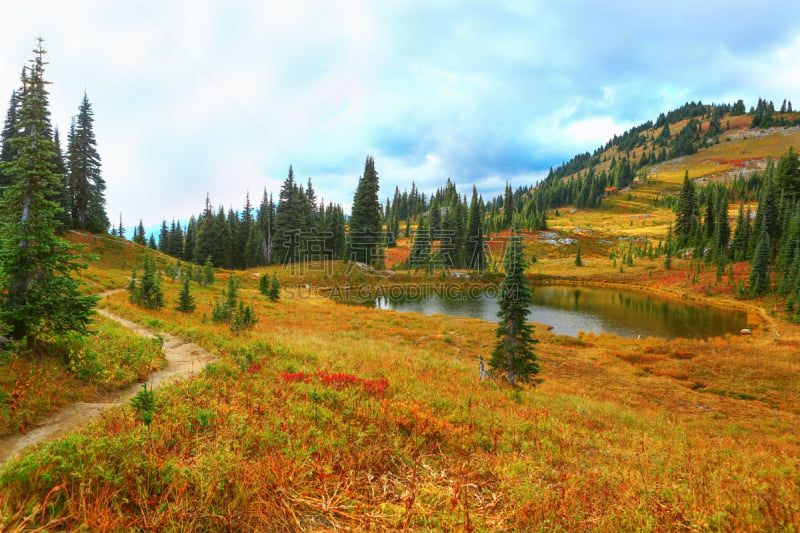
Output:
[[328, 283, 748, 339]]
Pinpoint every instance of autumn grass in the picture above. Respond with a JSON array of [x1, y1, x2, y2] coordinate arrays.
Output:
[[2, 253, 799, 530], [3, 125, 800, 529], [0, 314, 164, 437]]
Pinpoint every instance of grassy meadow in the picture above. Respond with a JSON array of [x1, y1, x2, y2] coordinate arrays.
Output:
[[2, 123, 800, 530]]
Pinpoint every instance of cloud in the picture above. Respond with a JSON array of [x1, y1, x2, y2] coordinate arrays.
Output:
[[1, 0, 799, 227]]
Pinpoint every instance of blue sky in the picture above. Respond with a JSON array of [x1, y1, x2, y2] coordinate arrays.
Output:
[[2, 1, 800, 233]]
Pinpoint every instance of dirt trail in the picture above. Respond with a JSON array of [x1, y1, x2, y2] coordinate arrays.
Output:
[[0, 299, 216, 465]]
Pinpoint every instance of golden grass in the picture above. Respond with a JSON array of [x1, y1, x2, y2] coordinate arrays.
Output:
[[2, 123, 800, 530]]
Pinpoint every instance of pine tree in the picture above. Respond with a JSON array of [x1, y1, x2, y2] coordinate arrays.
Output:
[[503, 182, 514, 227], [675, 171, 697, 245], [574, 244, 583, 266], [0, 90, 20, 189], [134, 219, 147, 245], [349, 156, 383, 265], [129, 254, 164, 309], [749, 227, 771, 296], [258, 272, 269, 296], [273, 167, 304, 264], [490, 228, 540, 386], [664, 222, 673, 270], [269, 272, 280, 302], [175, 275, 196, 312], [67, 93, 107, 232], [202, 255, 215, 286], [0, 40, 96, 341], [466, 186, 485, 271]]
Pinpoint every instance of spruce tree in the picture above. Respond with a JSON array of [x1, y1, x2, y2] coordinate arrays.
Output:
[[202, 255, 215, 286], [0, 90, 20, 189], [348, 156, 383, 265], [129, 254, 163, 309], [490, 228, 540, 386], [0, 40, 96, 341], [675, 171, 697, 245], [67, 93, 107, 232], [503, 182, 514, 227], [466, 185, 485, 271], [574, 244, 583, 266], [175, 275, 196, 312], [269, 272, 280, 302], [749, 227, 771, 296], [134, 219, 147, 245]]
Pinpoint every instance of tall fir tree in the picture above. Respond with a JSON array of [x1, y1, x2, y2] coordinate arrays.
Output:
[[675, 171, 697, 246], [67, 93, 108, 232], [175, 275, 196, 313], [0, 90, 20, 189], [0, 40, 96, 341], [490, 228, 540, 386], [466, 186, 485, 271], [749, 227, 771, 296], [348, 156, 383, 265], [503, 182, 514, 227], [273, 166, 303, 264]]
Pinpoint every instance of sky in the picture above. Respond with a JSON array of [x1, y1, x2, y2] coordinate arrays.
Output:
[[2, 1, 800, 234]]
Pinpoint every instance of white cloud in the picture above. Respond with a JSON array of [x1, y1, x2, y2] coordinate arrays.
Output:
[[1, 0, 800, 225]]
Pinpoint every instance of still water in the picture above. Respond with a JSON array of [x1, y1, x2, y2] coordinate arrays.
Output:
[[336, 285, 748, 339]]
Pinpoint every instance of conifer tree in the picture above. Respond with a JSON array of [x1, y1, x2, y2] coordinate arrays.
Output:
[[175, 275, 196, 312], [269, 272, 280, 302], [273, 167, 303, 264], [67, 93, 107, 232], [0, 40, 96, 341], [503, 182, 514, 227], [675, 171, 697, 245], [0, 90, 20, 189], [134, 219, 147, 245], [466, 186, 485, 271], [349, 156, 383, 265], [749, 227, 771, 296], [129, 254, 163, 309], [574, 244, 583, 266], [664, 222, 673, 269], [202, 255, 215, 286], [490, 228, 540, 386]]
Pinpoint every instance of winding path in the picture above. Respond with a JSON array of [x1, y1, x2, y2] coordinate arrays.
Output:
[[0, 294, 216, 464]]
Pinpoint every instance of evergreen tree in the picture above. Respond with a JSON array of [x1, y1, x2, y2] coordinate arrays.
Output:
[[67, 93, 107, 232], [148, 234, 157, 249], [0, 90, 20, 189], [129, 254, 164, 309], [175, 275, 196, 312], [490, 228, 540, 386], [349, 156, 383, 265], [503, 182, 514, 227], [732, 202, 749, 261], [51, 128, 72, 229], [134, 219, 147, 245], [0, 40, 96, 341], [202, 255, 215, 286], [664, 222, 673, 269], [258, 272, 269, 296], [273, 167, 303, 264], [466, 186, 485, 271], [749, 227, 771, 296], [574, 244, 583, 266], [675, 171, 697, 245], [269, 272, 280, 302]]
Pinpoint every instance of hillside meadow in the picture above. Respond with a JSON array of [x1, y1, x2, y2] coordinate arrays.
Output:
[[0, 230, 798, 530]]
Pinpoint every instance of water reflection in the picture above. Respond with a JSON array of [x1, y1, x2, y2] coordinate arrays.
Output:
[[337, 285, 747, 339]]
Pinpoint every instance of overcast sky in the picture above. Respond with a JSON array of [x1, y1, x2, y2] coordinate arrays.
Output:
[[2, 1, 800, 232]]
